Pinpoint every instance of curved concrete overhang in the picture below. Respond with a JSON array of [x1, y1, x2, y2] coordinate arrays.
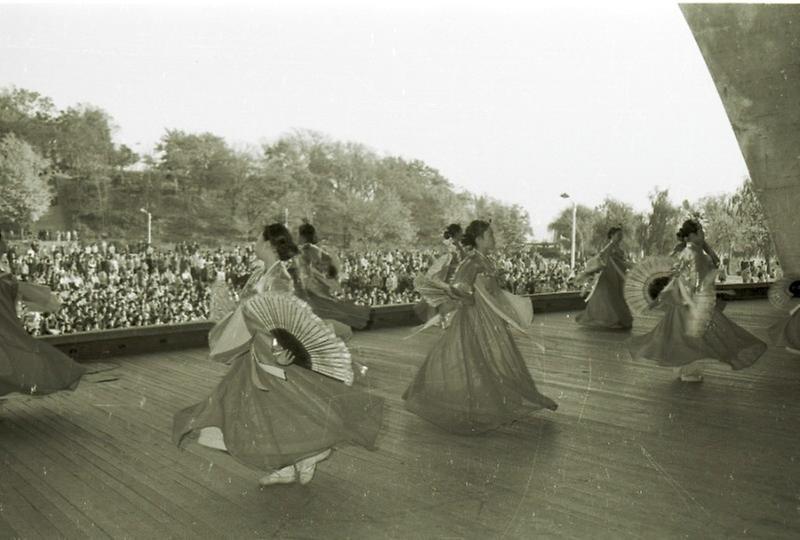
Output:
[[681, 4, 800, 273]]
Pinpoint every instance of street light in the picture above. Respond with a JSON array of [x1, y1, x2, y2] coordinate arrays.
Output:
[[560, 193, 577, 269], [139, 208, 152, 245]]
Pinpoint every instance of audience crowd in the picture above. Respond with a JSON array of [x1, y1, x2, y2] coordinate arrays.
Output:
[[0, 239, 776, 336]]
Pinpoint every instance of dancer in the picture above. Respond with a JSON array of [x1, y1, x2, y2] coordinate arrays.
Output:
[[174, 224, 383, 486], [413, 223, 466, 327], [0, 233, 85, 398], [295, 222, 371, 331], [575, 226, 633, 329], [403, 220, 557, 435], [628, 219, 767, 382]]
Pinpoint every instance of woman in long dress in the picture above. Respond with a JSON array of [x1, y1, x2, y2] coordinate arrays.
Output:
[[628, 220, 766, 382], [173, 224, 384, 486], [295, 222, 371, 330], [403, 220, 557, 435], [0, 233, 85, 398], [413, 223, 466, 327], [575, 226, 633, 329]]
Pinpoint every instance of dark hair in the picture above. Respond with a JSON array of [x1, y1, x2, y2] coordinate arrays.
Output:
[[789, 280, 800, 298], [443, 223, 462, 240], [298, 222, 318, 244], [262, 223, 300, 261], [461, 220, 491, 248], [648, 276, 672, 301], [676, 219, 701, 242], [607, 226, 622, 240]]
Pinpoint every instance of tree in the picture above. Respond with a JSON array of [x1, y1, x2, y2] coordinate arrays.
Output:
[[53, 105, 116, 175], [589, 197, 645, 255], [345, 188, 417, 248], [112, 144, 139, 170], [642, 188, 682, 256], [730, 177, 774, 267], [257, 130, 494, 248], [0, 87, 58, 159], [682, 194, 736, 261], [378, 156, 459, 245], [0, 133, 52, 225], [483, 200, 532, 248], [156, 129, 237, 195], [548, 204, 599, 260]]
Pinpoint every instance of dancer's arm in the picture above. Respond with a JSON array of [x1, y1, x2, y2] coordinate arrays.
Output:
[[598, 239, 615, 257], [702, 241, 721, 268]]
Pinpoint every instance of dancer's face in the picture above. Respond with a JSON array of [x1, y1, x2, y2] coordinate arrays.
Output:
[[687, 227, 705, 245], [446, 233, 462, 247], [255, 236, 277, 265], [477, 227, 495, 252]]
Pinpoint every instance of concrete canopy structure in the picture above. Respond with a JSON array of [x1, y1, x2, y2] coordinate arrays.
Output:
[[681, 3, 800, 273]]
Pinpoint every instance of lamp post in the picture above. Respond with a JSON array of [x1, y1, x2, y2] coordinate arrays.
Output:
[[560, 193, 577, 269], [139, 208, 152, 245]]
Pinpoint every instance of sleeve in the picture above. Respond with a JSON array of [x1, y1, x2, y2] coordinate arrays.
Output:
[[270, 263, 298, 294], [208, 307, 253, 362], [671, 248, 700, 298], [425, 253, 453, 281], [450, 256, 478, 295]]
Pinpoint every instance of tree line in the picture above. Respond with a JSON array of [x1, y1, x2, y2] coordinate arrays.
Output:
[[0, 85, 774, 260], [547, 180, 775, 267], [0, 86, 531, 248]]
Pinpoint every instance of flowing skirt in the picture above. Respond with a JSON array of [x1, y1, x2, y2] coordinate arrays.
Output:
[[0, 336, 85, 397], [305, 290, 371, 330], [768, 310, 800, 349], [1, 278, 85, 397], [173, 340, 384, 471], [576, 267, 632, 329], [628, 299, 766, 370], [403, 298, 557, 435]]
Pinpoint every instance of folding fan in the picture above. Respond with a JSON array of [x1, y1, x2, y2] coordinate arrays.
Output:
[[245, 293, 354, 385], [768, 274, 800, 313], [209, 281, 238, 321], [624, 256, 676, 315], [413, 274, 454, 308]]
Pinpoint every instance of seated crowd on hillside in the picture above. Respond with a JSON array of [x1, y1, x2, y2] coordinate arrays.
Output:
[[1, 238, 775, 336]]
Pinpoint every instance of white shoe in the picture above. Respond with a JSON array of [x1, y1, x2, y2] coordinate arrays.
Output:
[[197, 427, 228, 451], [259, 465, 297, 486], [679, 373, 703, 383], [786, 347, 800, 356], [295, 449, 332, 485]]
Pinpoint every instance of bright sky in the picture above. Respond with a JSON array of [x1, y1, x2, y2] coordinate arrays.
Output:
[[0, 0, 750, 239]]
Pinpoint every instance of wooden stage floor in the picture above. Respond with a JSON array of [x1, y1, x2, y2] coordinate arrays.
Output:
[[1, 300, 799, 539]]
